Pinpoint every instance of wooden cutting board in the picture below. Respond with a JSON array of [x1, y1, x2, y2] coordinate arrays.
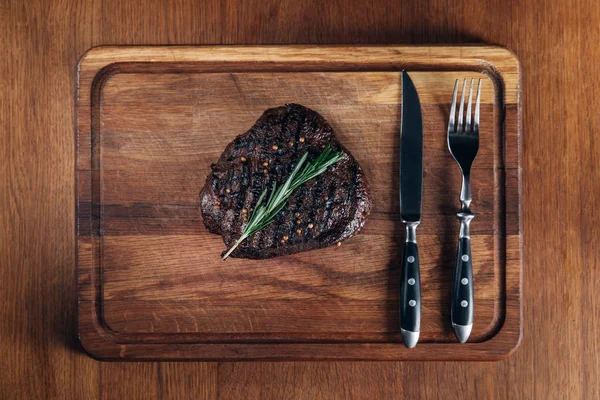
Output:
[[76, 45, 521, 361]]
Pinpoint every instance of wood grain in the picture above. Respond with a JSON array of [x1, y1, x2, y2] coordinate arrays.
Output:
[[75, 46, 520, 360], [1, 0, 598, 397]]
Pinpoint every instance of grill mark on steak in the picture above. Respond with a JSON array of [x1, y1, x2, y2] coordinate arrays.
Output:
[[200, 104, 372, 259]]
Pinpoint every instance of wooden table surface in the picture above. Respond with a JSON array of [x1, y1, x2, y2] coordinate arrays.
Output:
[[1, 0, 598, 398]]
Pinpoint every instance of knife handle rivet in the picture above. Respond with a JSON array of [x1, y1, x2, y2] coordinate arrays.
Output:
[[461, 254, 469, 262], [407, 256, 415, 263], [409, 300, 417, 307], [461, 300, 468, 307], [408, 278, 416, 285], [461, 278, 469, 285]]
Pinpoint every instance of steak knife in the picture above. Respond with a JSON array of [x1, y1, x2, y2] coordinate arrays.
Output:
[[399, 71, 423, 349]]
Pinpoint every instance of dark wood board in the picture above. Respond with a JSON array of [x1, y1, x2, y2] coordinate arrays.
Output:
[[76, 45, 521, 361], [6, 0, 600, 398]]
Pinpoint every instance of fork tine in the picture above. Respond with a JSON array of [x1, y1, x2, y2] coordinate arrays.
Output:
[[457, 79, 467, 132], [466, 78, 474, 132], [474, 78, 482, 132], [448, 80, 459, 132]]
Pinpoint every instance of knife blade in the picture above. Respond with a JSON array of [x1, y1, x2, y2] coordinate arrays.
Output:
[[399, 71, 423, 348]]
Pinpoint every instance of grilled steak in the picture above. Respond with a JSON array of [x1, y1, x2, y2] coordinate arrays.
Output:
[[200, 104, 372, 259]]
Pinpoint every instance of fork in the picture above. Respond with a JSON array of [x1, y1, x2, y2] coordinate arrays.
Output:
[[447, 78, 481, 343]]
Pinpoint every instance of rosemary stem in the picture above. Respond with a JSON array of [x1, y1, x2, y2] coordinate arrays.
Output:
[[222, 234, 248, 260]]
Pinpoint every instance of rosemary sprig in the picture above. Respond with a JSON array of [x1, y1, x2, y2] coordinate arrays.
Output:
[[222, 145, 344, 260]]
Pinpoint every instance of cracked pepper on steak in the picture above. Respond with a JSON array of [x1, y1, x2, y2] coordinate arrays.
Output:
[[200, 104, 372, 259]]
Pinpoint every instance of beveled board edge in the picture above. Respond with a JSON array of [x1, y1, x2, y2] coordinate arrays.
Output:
[[75, 45, 522, 361]]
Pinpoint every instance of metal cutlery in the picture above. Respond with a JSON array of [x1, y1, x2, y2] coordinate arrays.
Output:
[[399, 71, 424, 348], [447, 78, 481, 343]]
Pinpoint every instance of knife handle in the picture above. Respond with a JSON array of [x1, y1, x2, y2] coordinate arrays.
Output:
[[400, 223, 421, 348], [451, 236, 474, 343]]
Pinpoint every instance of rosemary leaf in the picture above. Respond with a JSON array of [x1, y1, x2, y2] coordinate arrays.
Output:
[[222, 145, 343, 260]]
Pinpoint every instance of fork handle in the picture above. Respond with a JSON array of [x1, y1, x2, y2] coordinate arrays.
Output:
[[451, 235, 474, 343], [400, 222, 421, 348]]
